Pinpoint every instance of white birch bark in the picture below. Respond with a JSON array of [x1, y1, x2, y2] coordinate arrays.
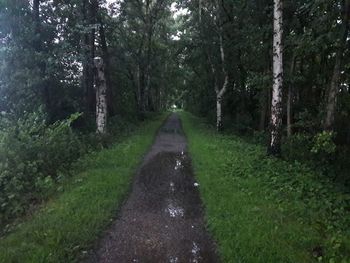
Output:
[[217, 25, 229, 131], [213, 1, 228, 131], [94, 57, 108, 134], [268, 0, 283, 155]]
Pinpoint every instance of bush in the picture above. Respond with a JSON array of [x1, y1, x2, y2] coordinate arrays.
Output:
[[282, 131, 340, 177], [282, 133, 314, 162], [0, 110, 85, 225], [311, 131, 336, 155]]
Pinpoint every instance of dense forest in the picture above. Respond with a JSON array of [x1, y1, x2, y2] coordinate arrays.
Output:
[[0, 0, 179, 223], [1, 0, 350, 262], [179, 0, 350, 167]]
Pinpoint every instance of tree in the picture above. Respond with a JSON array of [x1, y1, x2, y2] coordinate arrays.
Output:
[[324, 0, 350, 131], [82, 0, 97, 116], [268, 0, 283, 156], [94, 57, 108, 134], [196, 0, 229, 131], [214, 1, 229, 132]]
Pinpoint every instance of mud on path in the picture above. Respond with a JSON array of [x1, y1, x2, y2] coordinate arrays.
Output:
[[85, 114, 219, 263]]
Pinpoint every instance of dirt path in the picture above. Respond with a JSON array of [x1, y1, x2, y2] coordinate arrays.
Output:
[[85, 114, 219, 263]]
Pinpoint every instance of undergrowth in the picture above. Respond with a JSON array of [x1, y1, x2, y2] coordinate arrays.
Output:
[[180, 112, 350, 263], [0, 113, 167, 263]]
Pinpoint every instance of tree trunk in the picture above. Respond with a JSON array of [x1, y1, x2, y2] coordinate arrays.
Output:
[[142, 0, 153, 114], [287, 55, 296, 137], [268, 0, 283, 156], [137, 63, 147, 120], [144, 65, 151, 112], [136, 64, 143, 115], [208, 54, 227, 132], [33, 0, 52, 115], [215, 18, 228, 132], [216, 95, 223, 131], [99, 22, 115, 116], [94, 57, 108, 134], [82, 0, 96, 115], [324, 0, 350, 131]]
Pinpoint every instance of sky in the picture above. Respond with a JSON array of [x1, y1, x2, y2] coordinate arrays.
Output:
[[104, 1, 188, 19], [171, 2, 189, 19]]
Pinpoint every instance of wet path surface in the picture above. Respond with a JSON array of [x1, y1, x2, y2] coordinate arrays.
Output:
[[85, 114, 219, 263]]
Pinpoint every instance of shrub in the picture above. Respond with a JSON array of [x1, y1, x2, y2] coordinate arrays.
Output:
[[0, 110, 85, 225], [282, 133, 314, 162], [311, 131, 336, 155]]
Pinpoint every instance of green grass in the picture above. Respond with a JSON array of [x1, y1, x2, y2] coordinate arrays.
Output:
[[180, 112, 350, 263], [0, 114, 167, 263]]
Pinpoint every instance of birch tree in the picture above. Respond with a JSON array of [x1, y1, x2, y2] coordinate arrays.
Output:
[[94, 57, 108, 134], [268, 0, 283, 155], [215, 30, 228, 132], [202, 0, 228, 132]]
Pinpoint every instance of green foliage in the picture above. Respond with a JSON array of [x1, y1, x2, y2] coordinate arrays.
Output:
[[311, 131, 336, 155], [0, 114, 165, 263], [0, 111, 85, 225], [181, 112, 350, 263], [282, 133, 314, 162], [179, 0, 350, 181], [282, 131, 341, 177]]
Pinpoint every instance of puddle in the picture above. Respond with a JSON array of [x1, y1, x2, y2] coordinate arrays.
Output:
[[174, 159, 182, 170], [191, 242, 201, 263], [166, 201, 184, 218], [169, 256, 178, 263], [170, 182, 175, 192]]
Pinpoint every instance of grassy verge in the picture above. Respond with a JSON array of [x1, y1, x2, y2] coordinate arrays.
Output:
[[180, 112, 350, 263], [0, 114, 167, 263]]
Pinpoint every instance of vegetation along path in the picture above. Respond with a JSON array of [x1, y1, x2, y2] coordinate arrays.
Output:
[[85, 113, 218, 263]]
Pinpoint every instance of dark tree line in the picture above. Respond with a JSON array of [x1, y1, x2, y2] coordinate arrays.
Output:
[[0, 0, 178, 128], [175, 0, 350, 180], [0, 0, 180, 223]]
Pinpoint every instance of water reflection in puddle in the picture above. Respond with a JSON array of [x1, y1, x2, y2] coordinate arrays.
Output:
[[170, 181, 175, 192], [169, 256, 179, 263], [174, 159, 182, 170], [166, 201, 184, 218], [191, 242, 200, 263]]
